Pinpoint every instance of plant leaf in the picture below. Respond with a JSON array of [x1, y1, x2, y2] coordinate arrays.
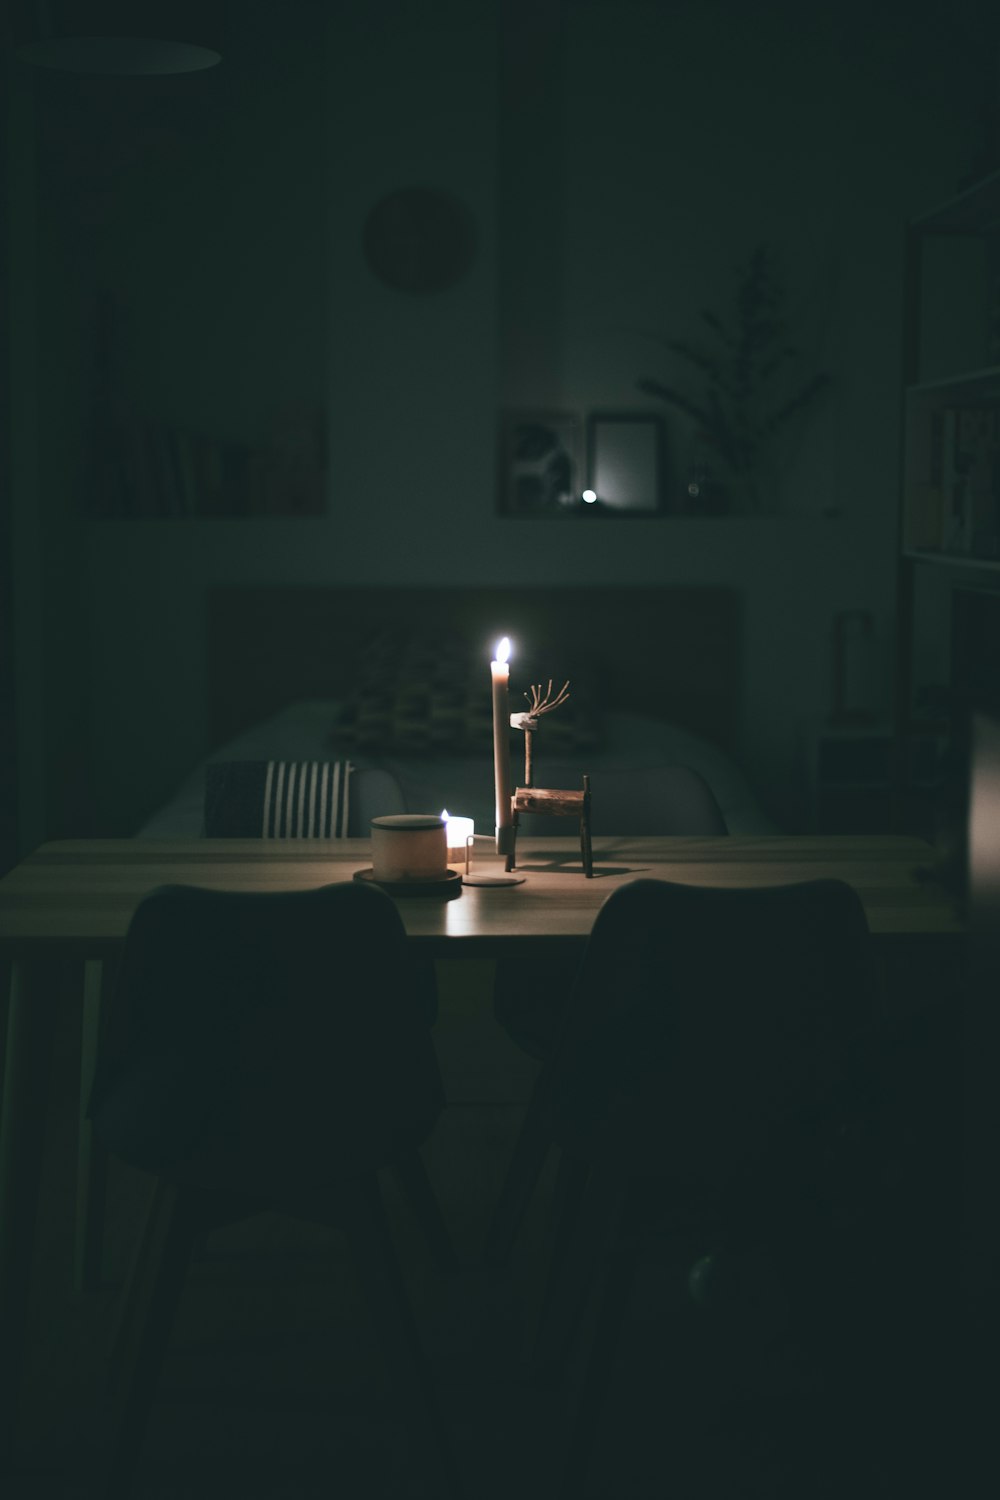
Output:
[[699, 309, 737, 348], [761, 372, 831, 434], [635, 378, 710, 427]]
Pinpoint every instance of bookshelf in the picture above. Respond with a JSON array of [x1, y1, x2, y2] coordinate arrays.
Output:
[[85, 303, 327, 520], [901, 370, 1000, 562], [88, 412, 327, 520], [894, 170, 1000, 830]]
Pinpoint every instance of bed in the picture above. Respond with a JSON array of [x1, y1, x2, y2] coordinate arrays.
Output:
[[138, 585, 776, 837]]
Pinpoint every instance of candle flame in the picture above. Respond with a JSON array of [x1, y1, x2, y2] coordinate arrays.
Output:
[[495, 637, 510, 665], [441, 809, 449, 821]]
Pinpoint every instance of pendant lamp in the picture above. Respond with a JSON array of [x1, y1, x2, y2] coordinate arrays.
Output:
[[16, 2, 223, 75]]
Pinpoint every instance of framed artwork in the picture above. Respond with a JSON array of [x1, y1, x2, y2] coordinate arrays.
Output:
[[497, 411, 582, 516], [586, 413, 665, 515]]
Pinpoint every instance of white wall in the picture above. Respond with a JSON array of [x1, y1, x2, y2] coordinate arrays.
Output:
[[63, 0, 983, 832]]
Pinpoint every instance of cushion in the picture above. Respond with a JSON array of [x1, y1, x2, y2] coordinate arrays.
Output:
[[334, 631, 603, 757]]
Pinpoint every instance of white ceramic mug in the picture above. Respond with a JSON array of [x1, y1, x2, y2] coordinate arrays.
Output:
[[371, 814, 448, 883]]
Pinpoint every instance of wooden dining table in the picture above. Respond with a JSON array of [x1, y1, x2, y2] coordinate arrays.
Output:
[[0, 833, 962, 1453]]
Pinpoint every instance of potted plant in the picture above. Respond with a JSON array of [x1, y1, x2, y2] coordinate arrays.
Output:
[[637, 242, 829, 514]]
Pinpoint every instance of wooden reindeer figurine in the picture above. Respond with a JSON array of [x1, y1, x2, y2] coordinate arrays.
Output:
[[508, 679, 593, 876]]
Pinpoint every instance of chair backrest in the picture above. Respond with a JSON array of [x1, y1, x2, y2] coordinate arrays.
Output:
[[515, 764, 728, 837], [89, 880, 443, 1194], [203, 761, 406, 838], [551, 877, 875, 1195]]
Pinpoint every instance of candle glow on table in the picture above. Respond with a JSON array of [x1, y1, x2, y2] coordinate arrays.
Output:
[[491, 637, 514, 854], [441, 810, 474, 867]]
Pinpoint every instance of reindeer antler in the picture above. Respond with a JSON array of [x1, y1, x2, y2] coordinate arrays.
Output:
[[524, 679, 570, 717], [509, 679, 571, 789]]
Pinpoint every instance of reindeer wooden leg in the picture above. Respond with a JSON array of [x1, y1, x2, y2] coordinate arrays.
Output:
[[504, 808, 518, 871], [580, 774, 593, 877]]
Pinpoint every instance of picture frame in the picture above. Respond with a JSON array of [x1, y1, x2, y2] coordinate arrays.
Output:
[[497, 411, 582, 517], [586, 412, 665, 515]]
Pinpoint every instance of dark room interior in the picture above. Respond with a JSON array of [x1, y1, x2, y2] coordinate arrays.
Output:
[[0, 1, 990, 1496]]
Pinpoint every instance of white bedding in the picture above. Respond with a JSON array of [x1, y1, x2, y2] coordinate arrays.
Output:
[[138, 698, 776, 838]]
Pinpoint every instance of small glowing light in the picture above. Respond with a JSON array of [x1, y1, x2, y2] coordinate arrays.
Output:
[[494, 636, 510, 665], [582, 489, 597, 504], [441, 809, 475, 863]]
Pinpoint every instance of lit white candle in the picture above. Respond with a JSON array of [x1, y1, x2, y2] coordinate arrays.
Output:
[[491, 637, 514, 853], [442, 809, 474, 867]]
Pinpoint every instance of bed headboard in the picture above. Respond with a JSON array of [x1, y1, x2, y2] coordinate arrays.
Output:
[[207, 586, 744, 752]]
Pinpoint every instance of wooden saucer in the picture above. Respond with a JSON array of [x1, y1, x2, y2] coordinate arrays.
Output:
[[353, 867, 463, 898]]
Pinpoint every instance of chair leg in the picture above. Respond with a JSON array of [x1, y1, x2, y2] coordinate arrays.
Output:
[[531, 1144, 629, 1383], [484, 1069, 557, 1268], [548, 1147, 589, 1234], [75, 958, 117, 1294], [525, 1150, 591, 1361], [558, 1215, 643, 1500], [100, 1180, 200, 1500], [0, 958, 61, 1465], [391, 1150, 459, 1273], [344, 1174, 463, 1500], [106, 1177, 159, 1391]]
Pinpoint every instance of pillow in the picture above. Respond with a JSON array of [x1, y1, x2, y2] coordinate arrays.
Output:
[[334, 631, 603, 757]]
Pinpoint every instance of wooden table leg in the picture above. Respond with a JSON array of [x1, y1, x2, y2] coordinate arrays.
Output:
[[0, 958, 63, 1462]]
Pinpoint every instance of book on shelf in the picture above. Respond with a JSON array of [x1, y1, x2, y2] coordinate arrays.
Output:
[[87, 408, 328, 518], [933, 402, 1000, 557], [906, 483, 943, 550]]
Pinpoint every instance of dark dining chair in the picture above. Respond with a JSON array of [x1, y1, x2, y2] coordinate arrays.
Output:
[[88, 879, 461, 1499], [494, 764, 729, 1062], [486, 875, 878, 1498], [73, 764, 414, 1296]]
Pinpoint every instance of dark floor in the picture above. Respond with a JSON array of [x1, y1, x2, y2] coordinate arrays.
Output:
[[9, 959, 962, 1499]]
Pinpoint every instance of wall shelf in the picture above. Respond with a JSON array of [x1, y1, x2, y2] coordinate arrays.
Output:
[[910, 166, 1000, 236], [902, 548, 1000, 572], [905, 365, 1000, 396]]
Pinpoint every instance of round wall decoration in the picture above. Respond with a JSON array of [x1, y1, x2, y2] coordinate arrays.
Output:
[[362, 188, 477, 294]]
